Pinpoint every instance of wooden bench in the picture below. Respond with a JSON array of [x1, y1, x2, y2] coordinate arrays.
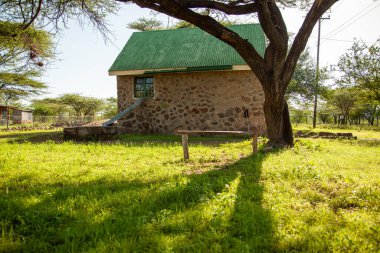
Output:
[[176, 130, 258, 160]]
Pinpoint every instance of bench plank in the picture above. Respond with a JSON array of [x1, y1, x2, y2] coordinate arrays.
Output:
[[176, 130, 251, 135]]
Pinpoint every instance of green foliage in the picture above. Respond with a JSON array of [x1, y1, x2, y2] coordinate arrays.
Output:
[[59, 93, 104, 117], [337, 39, 380, 102], [102, 97, 117, 119], [0, 21, 53, 71], [0, 21, 51, 102], [0, 130, 378, 252], [335, 39, 380, 125], [0, 71, 47, 102], [327, 88, 357, 125], [31, 98, 68, 116], [287, 48, 329, 103], [127, 17, 163, 31], [31, 103, 55, 116]]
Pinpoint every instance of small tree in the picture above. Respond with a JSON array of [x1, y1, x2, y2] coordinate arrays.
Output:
[[102, 97, 118, 119], [127, 17, 163, 31], [82, 97, 104, 117], [59, 94, 104, 119], [31, 98, 69, 118], [329, 88, 357, 125]]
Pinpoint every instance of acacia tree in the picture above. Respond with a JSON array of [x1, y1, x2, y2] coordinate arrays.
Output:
[[127, 17, 163, 31], [117, 0, 338, 146], [59, 94, 104, 118], [329, 88, 356, 125]]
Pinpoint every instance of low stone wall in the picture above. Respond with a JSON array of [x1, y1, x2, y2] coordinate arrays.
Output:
[[63, 126, 119, 139], [295, 131, 357, 139]]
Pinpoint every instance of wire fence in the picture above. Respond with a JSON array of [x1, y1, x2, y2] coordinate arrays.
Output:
[[0, 115, 106, 128]]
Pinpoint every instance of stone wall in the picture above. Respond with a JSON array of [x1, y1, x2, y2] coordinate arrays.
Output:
[[116, 70, 266, 134]]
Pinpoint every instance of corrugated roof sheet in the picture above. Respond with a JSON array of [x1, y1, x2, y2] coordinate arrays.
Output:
[[109, 24, 265, 72]]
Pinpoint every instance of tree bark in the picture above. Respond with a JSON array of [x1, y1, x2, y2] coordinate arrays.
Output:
[[263, 86, 293, 147]]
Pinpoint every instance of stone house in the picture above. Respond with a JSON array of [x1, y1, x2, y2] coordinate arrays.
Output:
[[109, 24, 266, 134]]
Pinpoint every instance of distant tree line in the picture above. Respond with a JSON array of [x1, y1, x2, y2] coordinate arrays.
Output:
[[288, 39, 379, 126], [31, 94, 117, 120]]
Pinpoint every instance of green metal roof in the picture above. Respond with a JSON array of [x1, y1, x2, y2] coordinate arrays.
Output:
[[109, 24, 265, 72]]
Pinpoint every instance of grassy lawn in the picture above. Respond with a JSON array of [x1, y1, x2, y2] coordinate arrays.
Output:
[[0, 130, 379, 252]]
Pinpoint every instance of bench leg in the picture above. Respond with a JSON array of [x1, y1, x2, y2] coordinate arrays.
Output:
[[252, 134, 258, 153], [182, 134, 189, 160]]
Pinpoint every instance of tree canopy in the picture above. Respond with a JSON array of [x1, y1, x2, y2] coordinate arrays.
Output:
[[0, 21, 53, 72], [337, 39, 380, 102], [59, 93, 104, 117], [0, 0, 118, 33], [127, 17, 163, 31]]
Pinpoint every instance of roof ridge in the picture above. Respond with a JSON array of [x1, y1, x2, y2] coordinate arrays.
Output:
[[132, 23, 261, 34]]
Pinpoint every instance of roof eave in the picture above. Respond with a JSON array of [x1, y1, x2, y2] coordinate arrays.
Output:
[[109, 65, 251, 76]]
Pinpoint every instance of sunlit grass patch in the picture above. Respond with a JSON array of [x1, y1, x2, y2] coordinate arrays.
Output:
[[0, 130, 379, 252]]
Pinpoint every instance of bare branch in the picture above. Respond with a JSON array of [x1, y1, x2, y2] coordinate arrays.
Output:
[[23, 0, 43, 29]]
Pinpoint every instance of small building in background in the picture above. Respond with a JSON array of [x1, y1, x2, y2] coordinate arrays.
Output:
[[0, 104, 14, 125], [0, 104, 33, 125], [13, 109, 33, 124]]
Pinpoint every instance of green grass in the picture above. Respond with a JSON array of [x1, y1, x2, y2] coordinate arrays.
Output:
[[0, 130, 379, 252]]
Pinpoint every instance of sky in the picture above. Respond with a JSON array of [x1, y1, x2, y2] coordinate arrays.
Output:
[[39, 0, 380, 100]]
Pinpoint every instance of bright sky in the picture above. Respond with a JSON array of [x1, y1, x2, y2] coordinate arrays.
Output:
[[40, 0, 380, 100]]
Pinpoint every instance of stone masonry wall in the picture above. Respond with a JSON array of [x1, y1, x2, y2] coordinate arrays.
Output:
[[116, 70, 266, 134]]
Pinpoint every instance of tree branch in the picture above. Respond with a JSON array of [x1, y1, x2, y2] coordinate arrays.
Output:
[[283, 0, 339, 91], [178, 0, 259, 15], [257, 0, 286, 49], [23, 0, 43, 29]]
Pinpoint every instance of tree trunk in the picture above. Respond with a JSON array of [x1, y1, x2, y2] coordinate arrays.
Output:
[[263, 87, 293, 147], [6, 106, 9, 130]]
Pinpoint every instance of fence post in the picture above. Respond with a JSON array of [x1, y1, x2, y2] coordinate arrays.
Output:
[[181, 134, 189, 160], [252, 134, 258, 154]]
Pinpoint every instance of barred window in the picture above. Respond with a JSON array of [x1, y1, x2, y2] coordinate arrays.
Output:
[[134, 77, 154, 98]]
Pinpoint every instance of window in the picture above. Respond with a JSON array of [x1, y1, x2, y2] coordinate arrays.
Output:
[[134, 77, 154, 98]]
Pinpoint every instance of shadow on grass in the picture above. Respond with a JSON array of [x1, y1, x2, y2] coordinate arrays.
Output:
[[0, 131, 64, 143], [0, 153, 275, 252]]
